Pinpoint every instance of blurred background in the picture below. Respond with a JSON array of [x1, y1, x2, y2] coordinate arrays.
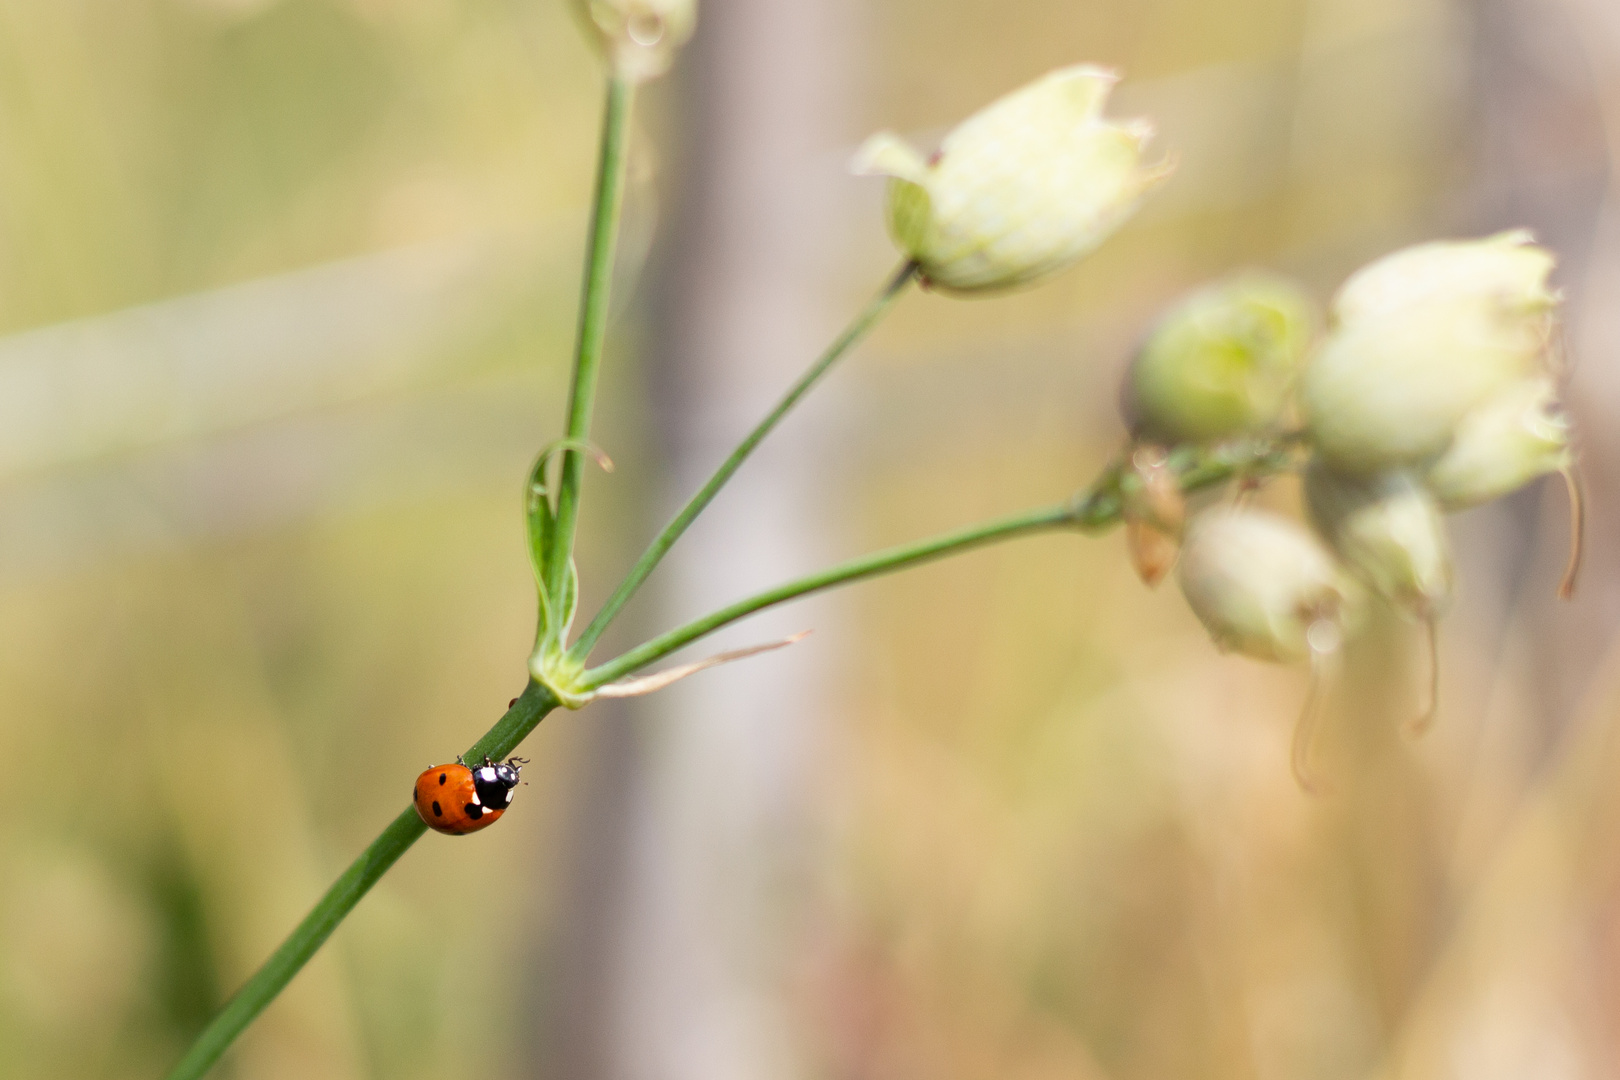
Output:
[[2, 0, 1620, 1078]]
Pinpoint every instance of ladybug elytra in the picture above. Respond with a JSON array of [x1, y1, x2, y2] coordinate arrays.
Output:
[[413, 756, 526, 835]]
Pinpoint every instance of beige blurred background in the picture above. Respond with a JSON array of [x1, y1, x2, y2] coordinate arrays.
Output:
[[2, 0, 1620, 1078]]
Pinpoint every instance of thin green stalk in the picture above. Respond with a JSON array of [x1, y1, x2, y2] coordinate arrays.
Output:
[[583, 503, 1079, 688], [567, 260, 920, 661], [167, 73, 643, 1080], [584, 434, 1300, 687], [164, 683, 559, 1080], [547, 75, 637, 611], [163, 386, 1297, 1080]]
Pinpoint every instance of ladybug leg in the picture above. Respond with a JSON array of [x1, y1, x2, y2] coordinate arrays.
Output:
[[455, 754, 466, 767], [483, 755, 496, 768]]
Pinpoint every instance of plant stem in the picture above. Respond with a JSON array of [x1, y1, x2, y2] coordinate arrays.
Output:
[[1069, 436, 1301, 529], [166, 70, 639, 1080], [164, 684, 559, 1080], [547, 75, 637, 611], [583, 435, 1300, 688], [162, 404, 1296, 1079], [583, 502, 1079, 688], [567, 260, 919, 661]]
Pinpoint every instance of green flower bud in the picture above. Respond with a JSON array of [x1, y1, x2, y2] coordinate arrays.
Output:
[[1304, 463, 1452, 617], [1124, 273, 1317, 444], [851, 66, 1172, 294], [1177, 508, 1361, 664], [1423, 377, 1572, 511], [573, 0, 696, 83], [1303, 233, 1560, 473]]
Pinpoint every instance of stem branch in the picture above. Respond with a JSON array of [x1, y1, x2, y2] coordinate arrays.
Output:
[[584, 503, 1077, 687], [585, 434, 1297, 687], [568, 260, 918, 660]]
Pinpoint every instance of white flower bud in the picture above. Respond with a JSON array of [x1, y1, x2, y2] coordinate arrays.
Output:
[[1423, 377, 1572, 511], [1124, 273, 1317, 444], [1303, 233, 1560, 473], [851, 66, 1172, 294], [1177, 508, 1361, 664], [1332, 230, 1557, 325], [573, 0, 696, 83], [1304, 464, 1452, 617]]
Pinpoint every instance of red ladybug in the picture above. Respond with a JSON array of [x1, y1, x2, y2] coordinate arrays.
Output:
[[413, 756, 526, 835]]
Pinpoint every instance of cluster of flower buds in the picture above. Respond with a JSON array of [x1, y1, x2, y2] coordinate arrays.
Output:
[[1119, 233, 1579, 787]]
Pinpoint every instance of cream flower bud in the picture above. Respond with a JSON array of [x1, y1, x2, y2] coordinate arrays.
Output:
[[1331, 230, 1557, 324], [1304, 463, 1452, 617], [851, 66, 1172, 294], [1177, 509, 1361, 664], [1303, 233, 1559, 473], [1424, 377, 1572, 511], [573, 0, 696, 83], [1124, 273, 1317, 444]]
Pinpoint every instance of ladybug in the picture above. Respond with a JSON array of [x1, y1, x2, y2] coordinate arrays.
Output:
[[413, 756, 527, 835]]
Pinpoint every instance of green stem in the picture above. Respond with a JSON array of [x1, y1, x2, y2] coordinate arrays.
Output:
[[162, 420, 1296, 1079], [547, 75, 637, 613], [583, 435, 1299, 688], [1069, 436, 1301, 529], [164, 683, 558, 1080], [567, 260, 919, 662], [583, 502, 1078, 688]]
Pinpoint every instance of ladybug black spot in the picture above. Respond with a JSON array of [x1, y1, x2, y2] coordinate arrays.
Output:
[[438, 773, 447, 785], [431, 801, 443, 817], [465, 802, 484, 820]]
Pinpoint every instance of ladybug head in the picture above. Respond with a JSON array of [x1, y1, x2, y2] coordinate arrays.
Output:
[[493, 757, 527, 787]]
